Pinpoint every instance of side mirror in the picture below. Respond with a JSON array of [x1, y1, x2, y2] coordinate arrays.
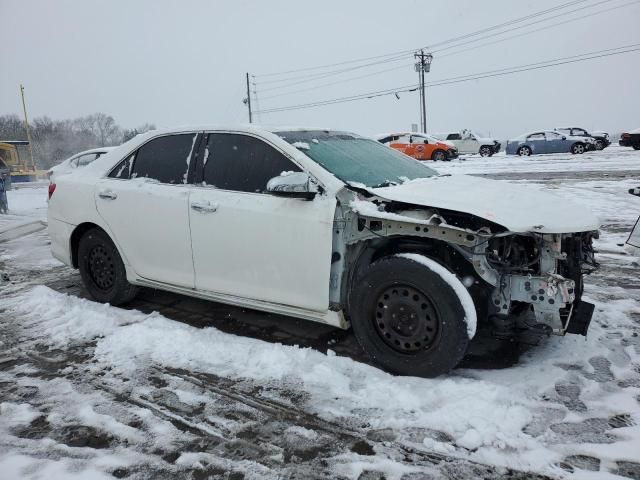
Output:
[[423, 139, 429, 144], [562, 136, 567, 140], [266, 171, 318, 200]]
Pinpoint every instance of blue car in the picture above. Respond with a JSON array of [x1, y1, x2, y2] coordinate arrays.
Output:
[[505, 130, 596, 156]]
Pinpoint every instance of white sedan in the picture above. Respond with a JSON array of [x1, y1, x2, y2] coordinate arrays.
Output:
[[48, 126, 600, 377], [48, 147, 116, 183]]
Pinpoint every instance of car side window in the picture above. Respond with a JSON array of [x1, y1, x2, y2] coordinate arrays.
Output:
[[108, 134, 197, 182], [109, 152, 136, 179], [202, 133, 301, 193], [447, 133, 462, 140], [573, 128, 586, 136], [527, 133, 545, 140], [76, 153, 98, 167]]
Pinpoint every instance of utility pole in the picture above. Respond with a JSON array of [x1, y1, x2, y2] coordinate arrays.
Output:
[[244, 72, 253, 123], [20, 84, 36, 170], [414, 50, 433, 133]]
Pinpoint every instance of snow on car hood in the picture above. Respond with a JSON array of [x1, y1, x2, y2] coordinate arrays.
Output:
[[366, 175, 600, 234]]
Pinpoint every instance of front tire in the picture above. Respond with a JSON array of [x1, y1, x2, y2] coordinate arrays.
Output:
[[595, 139, 605, 150], [349, 255, 471, 377], [479, 145, 492, 157], [431, 149, 446, 161], [571, 143, 586, 154], [633, 145, 640, 150], [78, 228, 138, 305]]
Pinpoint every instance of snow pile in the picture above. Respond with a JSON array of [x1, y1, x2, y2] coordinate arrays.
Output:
[[291, 141, 310, 150], [396, 253, 477, 338]]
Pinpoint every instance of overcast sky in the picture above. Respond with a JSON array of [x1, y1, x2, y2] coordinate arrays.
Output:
[[1, 0, 639, 139]]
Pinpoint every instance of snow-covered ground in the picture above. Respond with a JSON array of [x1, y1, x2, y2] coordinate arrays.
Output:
[[1, 148, 640, 479]]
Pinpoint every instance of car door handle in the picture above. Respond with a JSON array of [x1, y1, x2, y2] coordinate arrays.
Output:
[[98, 190, 117, 200], [190, 201, 218, 213]]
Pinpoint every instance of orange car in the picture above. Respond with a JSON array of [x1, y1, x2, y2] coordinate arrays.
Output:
[[377, 132, 458, 161]]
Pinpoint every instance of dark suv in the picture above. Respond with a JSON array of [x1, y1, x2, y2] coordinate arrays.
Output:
[[620, 129, 640, 150], [555, 127, 610, 151]]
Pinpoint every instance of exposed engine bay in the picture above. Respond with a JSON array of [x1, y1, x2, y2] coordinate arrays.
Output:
[[334, 187, 599, 343]]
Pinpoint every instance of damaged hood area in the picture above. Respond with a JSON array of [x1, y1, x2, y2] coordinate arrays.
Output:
[[363, 175, 600, 234]]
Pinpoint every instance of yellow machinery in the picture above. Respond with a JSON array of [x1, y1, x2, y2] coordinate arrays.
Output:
[[0, 140, 40, 188]]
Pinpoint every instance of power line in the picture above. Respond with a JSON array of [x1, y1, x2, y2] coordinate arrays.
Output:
[[431, 0, 615, 54], [260, 62, 413, 100], [256, 54, 410, 90], [254, 0, 591, 80], [436, 0, 639, 60], [255, 44, 639, 114], [259, 0, 636, 102]]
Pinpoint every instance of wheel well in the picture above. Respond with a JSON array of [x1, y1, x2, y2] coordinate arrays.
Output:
[[431, 149, 446, 159], [70, 222, 104, 268], [344, 236, 490, 319]]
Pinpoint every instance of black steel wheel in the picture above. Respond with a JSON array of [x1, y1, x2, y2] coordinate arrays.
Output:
[[87, 244, 116, 290], [595, 139, 605, 150], [78, 227, 138, 305], [374, 285, 440, 353], [349, 255, 471, 377]]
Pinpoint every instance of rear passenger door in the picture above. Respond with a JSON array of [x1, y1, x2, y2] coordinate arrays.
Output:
[[188, 132, 335, 311], [95, 133, 200, 288]]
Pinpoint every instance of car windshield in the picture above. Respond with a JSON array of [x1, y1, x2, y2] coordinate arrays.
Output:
[[276, 130, 438, 188]]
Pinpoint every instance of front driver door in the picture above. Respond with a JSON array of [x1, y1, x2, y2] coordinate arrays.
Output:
[[189, 132, 335, 311], [95, 133, 199, 288], [526, 133, 546, 154]]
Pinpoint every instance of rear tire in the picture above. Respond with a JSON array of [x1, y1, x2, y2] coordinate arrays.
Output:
[[571, 143, 586, 154], [431, 149, 446, 161], [349, 255, 471, 377], [517, 145, 532, 156], [78, 228, 138, 305]]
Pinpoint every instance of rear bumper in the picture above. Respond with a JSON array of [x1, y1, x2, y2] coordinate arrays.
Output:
[[48, 216, 75, 266]]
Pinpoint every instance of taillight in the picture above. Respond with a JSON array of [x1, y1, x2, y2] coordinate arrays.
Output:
[[622, 133, 631, 139], [48, 183, 56, 199]]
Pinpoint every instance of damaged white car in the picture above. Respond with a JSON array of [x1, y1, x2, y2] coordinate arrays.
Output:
[[47, 127, 600, 377]]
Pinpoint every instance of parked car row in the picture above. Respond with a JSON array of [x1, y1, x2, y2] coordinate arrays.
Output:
[[378, 129, 500, 161]]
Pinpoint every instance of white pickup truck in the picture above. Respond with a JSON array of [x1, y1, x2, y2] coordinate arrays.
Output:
[[432, 129, 501, 157]]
